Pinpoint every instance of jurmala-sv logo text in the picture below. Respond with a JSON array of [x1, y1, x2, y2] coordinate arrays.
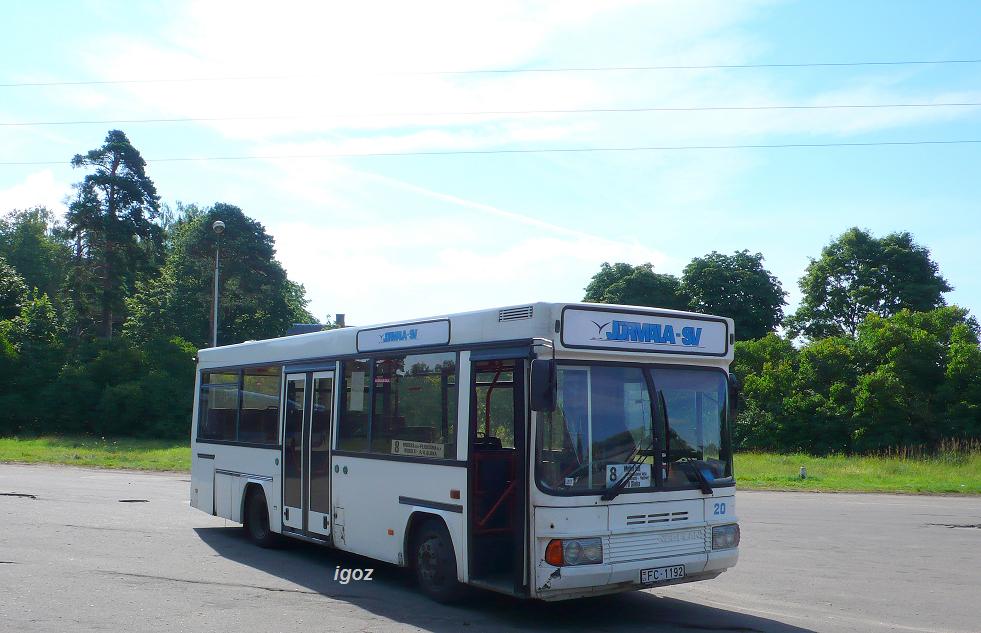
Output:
[[591, 319, 703, 347]]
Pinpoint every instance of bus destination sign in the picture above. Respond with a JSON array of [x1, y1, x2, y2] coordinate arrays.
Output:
[[356, 319, 450, 352], [561, 307, 728, 356]]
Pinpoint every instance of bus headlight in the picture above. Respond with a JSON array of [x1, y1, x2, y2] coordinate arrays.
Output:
[[545, 538, 603, 566], [712, 524, 740, 550]]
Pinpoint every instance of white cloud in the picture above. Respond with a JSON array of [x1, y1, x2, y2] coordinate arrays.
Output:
[[274, 216, 673, 325], [40, 0, 979, 323], [0, 170, 72, 216], [69, 0, 977, 151]]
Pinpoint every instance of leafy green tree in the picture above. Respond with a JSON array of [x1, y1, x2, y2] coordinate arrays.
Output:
[[124, 203, 315, 347], [782, 337, 857, 453], [682, 250, 786, 339], [851, 307, 975, 450], [0, 256, 27, 320], [583, 262, 689, 310], [731, 334, 797, 450], [940, 322, 981, 439], [0, 289, 65, 435], [0, 207, 70, 304], [10, 290, 63, 350], [786, 228, 951, 338], [734, 307, 981, 454], [66, 130, 163, 340], [0, 326, 22, 434], [42, 336, 195, 437]]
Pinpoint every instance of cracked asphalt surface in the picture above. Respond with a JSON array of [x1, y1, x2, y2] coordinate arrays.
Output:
[[1, 464, 979, 633]]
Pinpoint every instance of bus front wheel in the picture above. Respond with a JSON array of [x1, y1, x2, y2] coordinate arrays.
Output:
[[413, 519, 462, 603], [244, 487, 278, 548]]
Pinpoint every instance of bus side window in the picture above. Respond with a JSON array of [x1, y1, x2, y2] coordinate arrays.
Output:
[[338, 359, 370, 451], [198, 371, 239, 441], [370, 352, 458, 459], [238, 366, 281, 444]]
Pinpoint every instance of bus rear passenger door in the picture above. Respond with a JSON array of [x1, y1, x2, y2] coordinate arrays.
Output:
[[281, 374, 306, 531], [306, 371, 334, 538]]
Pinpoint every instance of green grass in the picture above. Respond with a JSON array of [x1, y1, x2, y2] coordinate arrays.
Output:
[[2, 436, 979, 494], [0, 436, 190, 471], [735, 451, 981, 494]]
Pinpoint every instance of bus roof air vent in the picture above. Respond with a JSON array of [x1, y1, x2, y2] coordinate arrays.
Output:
[[498, 306, 534, 322]]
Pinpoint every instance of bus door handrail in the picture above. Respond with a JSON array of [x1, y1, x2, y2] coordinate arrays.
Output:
[[484, 369, 503, 437], [475, 479, 517, 529]]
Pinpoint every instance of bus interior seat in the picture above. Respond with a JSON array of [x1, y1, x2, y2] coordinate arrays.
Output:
[[398, 426, 439, 443], [472, 435, 503, 450]]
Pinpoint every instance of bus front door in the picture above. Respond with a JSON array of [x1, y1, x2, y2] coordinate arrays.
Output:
[[281, 371, 335, 539], [469, 358, 528, 596]]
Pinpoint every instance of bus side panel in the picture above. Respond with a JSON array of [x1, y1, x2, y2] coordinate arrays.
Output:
[[215, 471, 234, 518], [331, 456, 468, 575], [191, 450, 215, 515], [189, 370, 216, 515], [211, 447, 282, 528]]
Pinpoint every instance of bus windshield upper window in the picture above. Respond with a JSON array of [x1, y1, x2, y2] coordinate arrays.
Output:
[[538, 366, 653, 493], [653, 368, 732, 484], [536, 365, 733, 494]]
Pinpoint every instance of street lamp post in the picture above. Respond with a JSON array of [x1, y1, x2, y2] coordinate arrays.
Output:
[[211, 220, 225, 347]]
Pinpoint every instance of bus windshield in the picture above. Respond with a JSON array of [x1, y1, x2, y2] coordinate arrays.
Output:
[[537, 364, 732, 494]]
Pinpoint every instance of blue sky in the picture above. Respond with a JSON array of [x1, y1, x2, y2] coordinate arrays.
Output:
[[1, 1, 979, 327]]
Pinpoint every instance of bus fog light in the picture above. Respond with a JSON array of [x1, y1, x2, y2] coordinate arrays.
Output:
[[712, 524, 740, 550]]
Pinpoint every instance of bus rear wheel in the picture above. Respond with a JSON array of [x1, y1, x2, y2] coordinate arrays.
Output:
[[413, 519, 462, 603], [244, 487, 278, 548]]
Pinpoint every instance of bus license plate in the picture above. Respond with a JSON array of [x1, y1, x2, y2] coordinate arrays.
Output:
[[640, 565, 685, 584]]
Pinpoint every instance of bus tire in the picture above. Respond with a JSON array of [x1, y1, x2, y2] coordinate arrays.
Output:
[[412, 519, 462, 603], [244, 486, 278, 548]]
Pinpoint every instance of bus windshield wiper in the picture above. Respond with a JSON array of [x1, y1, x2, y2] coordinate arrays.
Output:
[[600, 444, 650, 501], [678, 459, 714, 495]]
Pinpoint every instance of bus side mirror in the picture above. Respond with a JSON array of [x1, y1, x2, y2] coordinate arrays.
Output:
[[530, 359, 556, 412], [727, 372, 740, 420]]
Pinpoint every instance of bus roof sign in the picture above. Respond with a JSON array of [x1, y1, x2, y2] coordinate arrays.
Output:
[[356, 318, 451, 353], [560, 306, 729, 356]]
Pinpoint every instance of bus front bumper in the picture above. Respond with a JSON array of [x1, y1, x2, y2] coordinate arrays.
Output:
[[533, 547, 738, 601]]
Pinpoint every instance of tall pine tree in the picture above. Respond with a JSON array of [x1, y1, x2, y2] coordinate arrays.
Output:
[[66, 130, 162, 339]]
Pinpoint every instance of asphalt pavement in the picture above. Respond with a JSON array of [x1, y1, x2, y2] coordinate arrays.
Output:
[[1, 463, 979, 633]]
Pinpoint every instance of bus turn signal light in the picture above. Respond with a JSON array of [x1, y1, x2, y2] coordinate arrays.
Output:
[[545, 539, 563, 566]]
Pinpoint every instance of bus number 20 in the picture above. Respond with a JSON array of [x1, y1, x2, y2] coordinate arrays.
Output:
[[713, 502, 726, 515]]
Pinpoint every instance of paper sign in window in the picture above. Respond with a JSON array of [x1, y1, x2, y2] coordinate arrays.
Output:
[[391, 440, 445, 459], [349, 371, 365, 411]]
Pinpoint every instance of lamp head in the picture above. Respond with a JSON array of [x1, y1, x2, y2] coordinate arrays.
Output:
[[212, 220, 226, 235]]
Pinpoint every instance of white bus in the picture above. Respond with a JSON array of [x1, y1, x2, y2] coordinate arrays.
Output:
[[190, 302, 740, 601]]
